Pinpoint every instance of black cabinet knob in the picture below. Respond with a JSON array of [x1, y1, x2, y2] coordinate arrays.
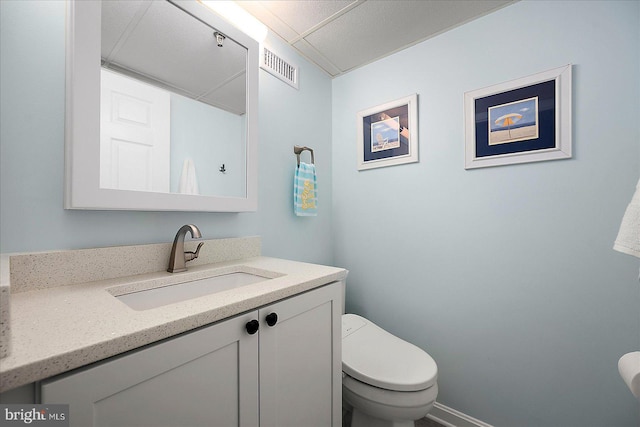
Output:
[[245, 319, 259, 335], [265, 312, 278, 327]]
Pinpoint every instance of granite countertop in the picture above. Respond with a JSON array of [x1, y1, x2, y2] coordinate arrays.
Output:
[[0, 256, 347, 393]]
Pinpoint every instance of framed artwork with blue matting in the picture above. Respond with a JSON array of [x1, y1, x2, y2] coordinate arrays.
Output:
[[464, 65, 572, 169], [357, 94, 419, 171]]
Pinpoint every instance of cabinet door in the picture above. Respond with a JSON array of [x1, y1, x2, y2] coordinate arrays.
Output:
[[41, 312, 259, 427], [259, 281, 342, 427]]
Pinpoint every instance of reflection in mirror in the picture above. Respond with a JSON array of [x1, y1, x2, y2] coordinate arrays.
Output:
[[64, 0, 258, 212], [99, 0, 247, 197]]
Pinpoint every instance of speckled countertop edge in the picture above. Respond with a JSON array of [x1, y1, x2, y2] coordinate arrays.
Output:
[[0, 257, 347, 392]]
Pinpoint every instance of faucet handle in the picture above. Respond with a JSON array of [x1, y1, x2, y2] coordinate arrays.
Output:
[[185, 242, 204, 262]]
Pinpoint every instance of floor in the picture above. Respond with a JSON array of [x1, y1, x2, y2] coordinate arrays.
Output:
[[343, 408, 445, 427], [417, 417, 446, 427]]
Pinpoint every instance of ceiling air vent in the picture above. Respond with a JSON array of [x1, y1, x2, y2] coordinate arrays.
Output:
[[261, 46, 299, 90]]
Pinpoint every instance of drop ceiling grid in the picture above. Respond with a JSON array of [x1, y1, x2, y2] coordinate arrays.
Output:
[[102, 1, 246, 110], [259, 0, 357, 38], [201, 74, 246, 115], [118, 2, 223, 96], [292, 38, 343, 77], [240, 0, 516, 78], [301, 1, 449, 73], [101, 0, 144, 58]]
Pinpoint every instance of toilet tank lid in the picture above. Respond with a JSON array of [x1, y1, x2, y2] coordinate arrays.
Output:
[[342, 314, 437, 392]]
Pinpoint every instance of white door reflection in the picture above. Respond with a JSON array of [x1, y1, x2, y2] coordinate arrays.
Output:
[[100, 69, 171, 193], [99, 69, 246, 197]]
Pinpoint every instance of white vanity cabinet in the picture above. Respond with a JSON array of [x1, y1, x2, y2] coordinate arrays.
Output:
[[41, 281, 343, 427]]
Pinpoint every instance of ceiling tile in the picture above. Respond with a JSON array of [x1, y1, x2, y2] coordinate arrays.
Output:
[[200, 73, 247, 115], [101, 1, 254, 114], [240, 0, 515, 76], [237, 1, 300, 42], [258, 1, 357, 36], [101, 0, 149, 58], [303, 0, 512, 72], [292, 39, 342, 77]]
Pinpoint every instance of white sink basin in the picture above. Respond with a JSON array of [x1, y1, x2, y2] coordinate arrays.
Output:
[[116, 272, 270, 310]]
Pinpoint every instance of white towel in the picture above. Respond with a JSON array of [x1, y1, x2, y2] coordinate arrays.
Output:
[[178, 158, 199, 195], [614, 177, 640, 258]]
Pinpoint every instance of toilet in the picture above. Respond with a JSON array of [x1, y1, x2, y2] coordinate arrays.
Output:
[[342, 314, 438, 427]]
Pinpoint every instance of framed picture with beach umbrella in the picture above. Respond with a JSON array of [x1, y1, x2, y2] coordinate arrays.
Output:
[[464, 64, 572, 169]]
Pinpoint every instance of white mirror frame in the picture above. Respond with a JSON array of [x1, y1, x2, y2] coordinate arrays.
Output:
[[64, 0, 258, 212]]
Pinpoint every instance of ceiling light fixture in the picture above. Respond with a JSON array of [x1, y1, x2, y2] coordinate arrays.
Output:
[[214, 31, 225, 47], [200, 1, 268, 43]]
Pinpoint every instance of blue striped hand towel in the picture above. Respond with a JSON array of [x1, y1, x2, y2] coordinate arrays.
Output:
[[294, 162, 317, 216]]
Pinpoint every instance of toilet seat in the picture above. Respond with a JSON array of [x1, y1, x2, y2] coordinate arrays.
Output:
[[342, 314, 437, 392], [343, 375, 439, 409]]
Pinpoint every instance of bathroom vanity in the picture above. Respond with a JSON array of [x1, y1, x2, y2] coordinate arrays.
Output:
[[0, 237, 347, 427]]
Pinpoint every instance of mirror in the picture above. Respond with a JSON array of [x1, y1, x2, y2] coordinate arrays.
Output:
[[65, 0, 258, 211]]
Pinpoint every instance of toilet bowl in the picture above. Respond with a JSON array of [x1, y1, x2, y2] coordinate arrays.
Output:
[[342, 314, 438, 427]]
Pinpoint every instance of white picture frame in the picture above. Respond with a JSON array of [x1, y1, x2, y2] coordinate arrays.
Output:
[[464, 64, 572, 169], [357, 94, 419, 171]]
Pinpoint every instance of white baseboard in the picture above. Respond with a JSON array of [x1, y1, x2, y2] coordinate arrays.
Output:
[[425, 402, 494, 427]]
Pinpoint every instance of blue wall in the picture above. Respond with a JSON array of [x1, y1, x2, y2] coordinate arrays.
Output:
[[0, 0, 334, 265], [170, 93, 245, 197], [2, 0, 639, 426], [332, 1, 639, 426]]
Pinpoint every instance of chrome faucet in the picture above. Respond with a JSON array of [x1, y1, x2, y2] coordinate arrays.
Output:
[[167, 224, 204, 273]]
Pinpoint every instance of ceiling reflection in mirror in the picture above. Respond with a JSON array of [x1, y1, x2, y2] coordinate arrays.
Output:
[[99, 0, 247, 197]]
